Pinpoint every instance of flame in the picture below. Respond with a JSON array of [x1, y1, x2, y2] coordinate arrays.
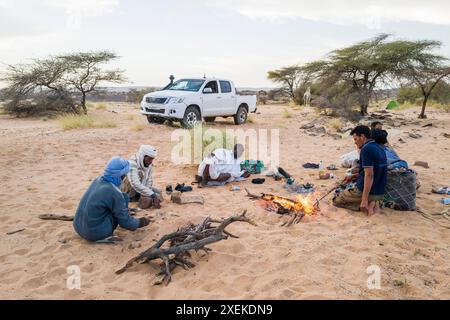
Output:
[[261, 193, 318, 216]]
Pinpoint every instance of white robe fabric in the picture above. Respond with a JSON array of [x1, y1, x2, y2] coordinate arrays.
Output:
[[198, 148, 244, 182], [127, 145, 160, 197]]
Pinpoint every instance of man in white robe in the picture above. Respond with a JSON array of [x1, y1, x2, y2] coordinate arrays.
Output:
[[197, 144, 250, 187]]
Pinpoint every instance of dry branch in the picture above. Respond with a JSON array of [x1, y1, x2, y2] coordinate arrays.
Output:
[[116, 210, 256, 285], [39, 214, 74, 221]]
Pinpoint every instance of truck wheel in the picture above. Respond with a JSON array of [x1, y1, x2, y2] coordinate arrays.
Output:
[[181, 106, 201, 128], [147, 116, 165, 124], [204, 117, 216, 123], [234, 106, 248, 125]]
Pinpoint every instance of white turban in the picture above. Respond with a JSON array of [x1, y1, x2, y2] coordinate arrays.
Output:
[[136, 145, 157, 169]]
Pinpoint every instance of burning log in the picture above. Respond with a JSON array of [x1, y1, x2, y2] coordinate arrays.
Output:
[[116, 210, 256, 285], [245, 188, 318, 226]]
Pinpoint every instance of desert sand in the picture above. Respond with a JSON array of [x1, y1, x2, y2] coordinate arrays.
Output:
[[0, 103, 449, 300]]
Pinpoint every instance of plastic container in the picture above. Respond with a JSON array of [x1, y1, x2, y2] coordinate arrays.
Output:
[[441, 198, 450, 205]]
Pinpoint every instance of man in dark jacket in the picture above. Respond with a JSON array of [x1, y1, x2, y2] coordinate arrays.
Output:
[[73, 156, 150, 242]]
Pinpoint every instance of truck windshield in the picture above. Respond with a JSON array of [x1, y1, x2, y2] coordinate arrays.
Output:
[[168, 79, 205, 92]]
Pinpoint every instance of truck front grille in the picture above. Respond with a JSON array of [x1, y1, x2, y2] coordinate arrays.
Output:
[[146, 97, 167, 104]]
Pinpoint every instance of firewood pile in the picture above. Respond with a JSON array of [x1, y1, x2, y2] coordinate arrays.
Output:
[[245, 188, 319, 227], [116, 210, 256, 285]]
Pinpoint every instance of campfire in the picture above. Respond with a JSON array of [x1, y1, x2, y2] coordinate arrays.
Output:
[[246, 189, 319, 226]]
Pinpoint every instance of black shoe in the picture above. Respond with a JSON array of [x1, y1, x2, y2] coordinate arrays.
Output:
[[166, 185, 173, 193], [175, 183, 193, 192], [251, 178, 266, 184]]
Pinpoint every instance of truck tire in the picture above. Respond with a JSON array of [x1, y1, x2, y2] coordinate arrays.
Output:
[[181, 106, 201, 128], [147, 116, 165, 124], [234, 106, 248, 125], [204, 117, 216, 123]]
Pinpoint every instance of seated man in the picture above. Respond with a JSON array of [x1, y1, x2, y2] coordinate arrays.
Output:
[[333, 125, 388, 216], [121, 145, 163, 209], [197, 144, 250, 187], [371, 129, 408, 170], [370, 121, 383, 130], [73, 156, 150, 242]]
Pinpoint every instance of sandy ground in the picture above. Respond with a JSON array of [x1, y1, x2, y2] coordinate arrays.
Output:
[[0, 103, 449, 300]]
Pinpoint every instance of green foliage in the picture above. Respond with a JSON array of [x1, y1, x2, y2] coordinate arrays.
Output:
[[267, 65, 311, 101], [1, 51, 125, 116], [398, 82, 450, 105], [302, 34, 447, 115], [397, 87, 421, 104]]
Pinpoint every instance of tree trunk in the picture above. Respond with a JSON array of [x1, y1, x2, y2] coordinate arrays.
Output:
[[360, 104, 368, 116], [81, 92, 87, 114], [419, 95, 429, 119]]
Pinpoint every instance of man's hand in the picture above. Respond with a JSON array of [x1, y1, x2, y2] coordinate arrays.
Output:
[[343, 174, 357, 184], [138, 217, 150, 228], [360, 198, 370, 215], [151, 194, 161, 209]]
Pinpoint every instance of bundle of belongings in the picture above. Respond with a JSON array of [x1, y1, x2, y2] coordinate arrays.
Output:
[[373, 130, 417, 211], [432, 186, 450, 195], [284, 182, 315, 194], [340, 150, 359, 168], [383, 168, 417, 211], [241, 160, 265, 174]]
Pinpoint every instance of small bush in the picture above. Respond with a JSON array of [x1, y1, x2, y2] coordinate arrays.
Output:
[[96, 102, 108, 110], [185, 124, 236, 160], [282, 108, 292, 118], [431, 102, 450, 113], [328, 118, 342, 131], [131, 122, 145, 131], [86, 102, 95, 109], [393, 278, 409, 288], [57, 114, 117, 130], [126, 115, 135, 121], [247, 116, 255, 123]]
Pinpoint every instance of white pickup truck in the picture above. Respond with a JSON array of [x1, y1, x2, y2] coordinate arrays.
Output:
[[140, 78, 257, 128]]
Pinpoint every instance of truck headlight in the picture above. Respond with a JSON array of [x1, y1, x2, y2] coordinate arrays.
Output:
[[167, 97, 184, 104]]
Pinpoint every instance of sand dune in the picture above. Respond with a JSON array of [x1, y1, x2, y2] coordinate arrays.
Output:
[[0, 103, 449, 299]]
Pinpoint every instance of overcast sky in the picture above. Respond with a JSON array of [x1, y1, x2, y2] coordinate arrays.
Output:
[[1, 0, 450, 87]]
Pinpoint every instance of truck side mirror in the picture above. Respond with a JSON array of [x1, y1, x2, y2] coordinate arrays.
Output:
[[203, 88, 213, 94]]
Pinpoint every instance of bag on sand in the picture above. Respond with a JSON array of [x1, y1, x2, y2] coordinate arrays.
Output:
[[240, 160, 264, 174], [340, 150, 359, 168], [383, 169, 417, 211]]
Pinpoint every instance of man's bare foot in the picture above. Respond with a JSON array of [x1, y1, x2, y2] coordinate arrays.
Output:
[[367, 201, 376, 216], [374, 202, 381, 215]]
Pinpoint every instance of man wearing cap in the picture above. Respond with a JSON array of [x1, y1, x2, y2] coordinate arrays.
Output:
[[121, 145, 163, 209], [73, 156, 150, 242]]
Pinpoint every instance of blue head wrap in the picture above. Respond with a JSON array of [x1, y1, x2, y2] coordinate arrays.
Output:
[[102, 156, 130, 187]]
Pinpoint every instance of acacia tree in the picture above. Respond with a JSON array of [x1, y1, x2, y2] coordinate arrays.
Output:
[[398, 58, 450, 118], [1, 57, 76, 115], [61, 51, 126, 114], [267, 65, 304, 101], [1, 51, 126, 116], [306, 34, 442, 115]]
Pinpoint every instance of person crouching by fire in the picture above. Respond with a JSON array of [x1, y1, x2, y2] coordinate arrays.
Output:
[[333, 125, 388, 216]]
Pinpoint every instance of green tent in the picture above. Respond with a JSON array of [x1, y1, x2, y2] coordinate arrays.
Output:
[[386, 100, 400, 110]]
